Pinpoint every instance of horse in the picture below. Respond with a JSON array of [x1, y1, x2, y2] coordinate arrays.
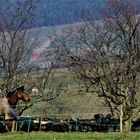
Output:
[[0, 86, 30, 131]]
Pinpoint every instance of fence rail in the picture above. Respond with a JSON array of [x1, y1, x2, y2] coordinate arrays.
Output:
[[0, 104, 140, 132]]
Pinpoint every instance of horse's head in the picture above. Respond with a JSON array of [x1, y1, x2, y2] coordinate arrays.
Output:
[[16, 86, 30, 102]]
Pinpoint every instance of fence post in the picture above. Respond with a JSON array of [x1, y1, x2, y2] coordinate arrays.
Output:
[[39, 113, 42, 131], [120, 104, 123, 132], [28, 116, 32, 132], [76, 117, 78, 132], [76, 103, 78, 132]]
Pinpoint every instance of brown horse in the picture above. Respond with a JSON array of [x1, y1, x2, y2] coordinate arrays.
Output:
[[0, 86, 30, 131]]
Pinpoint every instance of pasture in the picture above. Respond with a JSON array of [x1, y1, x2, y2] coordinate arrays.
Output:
[[0, 132, 140, 140]]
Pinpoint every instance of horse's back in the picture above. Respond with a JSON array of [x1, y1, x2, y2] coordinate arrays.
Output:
[[0, 97, 9, 117], [0, 98, 4, 116], [0, 97, 18, 120]]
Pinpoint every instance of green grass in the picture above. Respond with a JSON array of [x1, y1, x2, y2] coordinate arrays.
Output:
[[0, 132, 140, 140]]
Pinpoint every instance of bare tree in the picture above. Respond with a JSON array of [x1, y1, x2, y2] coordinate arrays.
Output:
[[0, 0, 63, 116], [58, 0, 140, 132], [0, 0, 37, 92]]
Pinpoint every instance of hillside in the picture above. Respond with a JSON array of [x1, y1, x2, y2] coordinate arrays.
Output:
[[23, 68, 109, 119]]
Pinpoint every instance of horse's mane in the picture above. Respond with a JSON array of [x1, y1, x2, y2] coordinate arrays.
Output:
[[6, 91, 15, 98], [6, 86, 25, 98]]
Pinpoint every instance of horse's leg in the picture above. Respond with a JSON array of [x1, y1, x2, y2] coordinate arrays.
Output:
[[5, 120, 13, 131], [11, 121, 17, 131]]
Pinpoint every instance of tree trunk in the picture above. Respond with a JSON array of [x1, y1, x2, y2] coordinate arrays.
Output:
[[123, 118, 132, 132]]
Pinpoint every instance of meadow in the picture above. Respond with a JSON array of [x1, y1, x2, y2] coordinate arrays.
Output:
[[0, 132, 140, 140]]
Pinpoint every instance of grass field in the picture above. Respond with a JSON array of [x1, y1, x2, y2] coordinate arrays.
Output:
[[0, 132, 140, 140]]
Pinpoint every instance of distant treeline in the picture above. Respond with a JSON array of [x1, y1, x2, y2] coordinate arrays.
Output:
[[36, 0, 105, 26], [1, 0, 140, 27], [0, 0, 105, 27]]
